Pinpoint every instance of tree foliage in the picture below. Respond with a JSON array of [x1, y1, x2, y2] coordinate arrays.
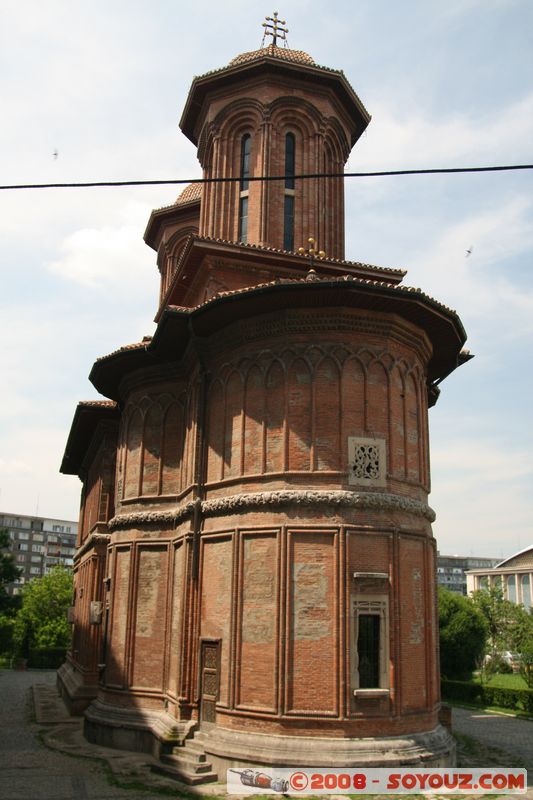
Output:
[[471, 583, 533, 685], [13, 566, 73, 657], [0, 528, 22, 654], [470, 583, 520, 656], [0, 528, 22, 612], [438, 587, 488, 679], [470, 583, 533, 651]]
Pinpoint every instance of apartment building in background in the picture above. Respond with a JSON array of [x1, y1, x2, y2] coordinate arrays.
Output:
[[0, 511, 77, 594], [436, 554, 499, 595]]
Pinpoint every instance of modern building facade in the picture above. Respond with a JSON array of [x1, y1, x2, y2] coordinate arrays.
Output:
[[437, 554, 499, 595], [58, 27, 471, 780], [466, 545, 533, 610], [0, 511, 77, 595]]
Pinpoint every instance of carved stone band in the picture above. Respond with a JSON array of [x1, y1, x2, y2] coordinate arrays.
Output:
[[108, 490, 435, 530], [76, 532, 111, 559]]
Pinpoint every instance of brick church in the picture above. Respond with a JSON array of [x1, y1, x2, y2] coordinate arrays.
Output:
[[59, 17, 470, 781]]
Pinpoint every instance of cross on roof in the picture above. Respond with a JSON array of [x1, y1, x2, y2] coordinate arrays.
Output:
[[262, 11, 289, 47]]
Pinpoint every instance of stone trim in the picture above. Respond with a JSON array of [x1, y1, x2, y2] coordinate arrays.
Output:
[[109, 490, 435, 530], [74, 532, 111, 562], [202, 723, 455, 768]]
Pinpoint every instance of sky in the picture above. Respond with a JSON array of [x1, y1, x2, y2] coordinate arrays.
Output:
[[0, 0, 532, 558]]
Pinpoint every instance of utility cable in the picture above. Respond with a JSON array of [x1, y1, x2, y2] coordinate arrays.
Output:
[[0, 164, 532, 191]]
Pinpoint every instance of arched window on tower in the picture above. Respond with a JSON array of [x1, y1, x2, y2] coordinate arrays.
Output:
[[283, 133, 295, 251], [238, 134, 251, 243]]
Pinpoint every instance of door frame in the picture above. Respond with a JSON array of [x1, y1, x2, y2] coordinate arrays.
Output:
[[198, 638, 221, 728]]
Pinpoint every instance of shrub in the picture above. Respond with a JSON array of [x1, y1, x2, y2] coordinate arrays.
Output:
[[441, 679, 484, 704], [28, 647, 67, 669], [13, 567, 72, 658], [0, 614, 16, 656], [442, 679, 533, 714], [519, 650, 533, 689], [438, 588, 487, 679]]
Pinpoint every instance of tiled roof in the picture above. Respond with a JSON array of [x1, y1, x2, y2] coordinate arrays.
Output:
[[77, 400, 117, 409], [176, 233, 406, 277], [176, 183, 203, 205], [194, 47, 346, 84], [193, 272, 459, 319], [229, 44, 315, 67], [94, 339, 152, 363]]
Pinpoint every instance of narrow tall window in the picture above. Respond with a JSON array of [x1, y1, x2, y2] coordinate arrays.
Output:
[[521, 574, 531, 610], [357, 614, 380, 688], [507, 574, 516, 603], [283, 133, 295, 250], [352, 596, 389, 693], [285, 132, 295, 189], [238, 134, 251, 243]]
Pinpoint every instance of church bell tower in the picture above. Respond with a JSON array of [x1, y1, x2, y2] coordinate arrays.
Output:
[[180, 14, 369, 259], [59, 15, 470, 780]]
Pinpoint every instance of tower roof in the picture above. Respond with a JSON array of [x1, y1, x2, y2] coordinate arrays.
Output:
[[175, 182, 202, 205], [229, 43, 316, 67], [180, 43, 370, 147]]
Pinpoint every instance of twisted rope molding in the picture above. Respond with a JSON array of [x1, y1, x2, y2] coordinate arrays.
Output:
[[76, 532, 111, 559], [108, 490, 435, 530]]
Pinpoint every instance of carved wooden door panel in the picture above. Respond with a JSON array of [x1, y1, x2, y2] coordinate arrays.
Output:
[[199, 640, 220, 727]]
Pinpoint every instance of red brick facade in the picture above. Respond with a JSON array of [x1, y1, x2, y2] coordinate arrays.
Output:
[[59, 42, 470, 774]]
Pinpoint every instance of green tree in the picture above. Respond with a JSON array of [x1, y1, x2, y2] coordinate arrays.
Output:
[[511, 610, 533, 688], [0, 528, 21, 610], [471, 583, 522, 657], [0, 528, 22, 656], [438, 587, 487, 679], [13, 567, 73, 659]]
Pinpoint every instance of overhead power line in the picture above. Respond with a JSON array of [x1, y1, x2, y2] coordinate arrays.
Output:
[[0, 164, 532, 191]]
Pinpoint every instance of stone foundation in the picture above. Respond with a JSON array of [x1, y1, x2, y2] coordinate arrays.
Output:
[[57, 661, 99, 716], [83, 699, 191, 759], [82, 704, 456, 771]]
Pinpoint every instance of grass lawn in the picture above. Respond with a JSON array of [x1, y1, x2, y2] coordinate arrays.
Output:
[[473, 672, 529, 689]]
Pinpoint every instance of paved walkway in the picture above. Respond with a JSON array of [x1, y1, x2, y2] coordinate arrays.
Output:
[[0, 670, 531, 799], [452, 705, 533, 773], [0, 670, 179, 800]]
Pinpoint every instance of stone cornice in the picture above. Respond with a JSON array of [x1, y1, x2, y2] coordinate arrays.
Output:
[[108, 490, 435, 530], [74, 532, 111, 562]]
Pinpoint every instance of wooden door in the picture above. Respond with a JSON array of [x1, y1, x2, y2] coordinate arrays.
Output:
[[199, 640, 220, 726]]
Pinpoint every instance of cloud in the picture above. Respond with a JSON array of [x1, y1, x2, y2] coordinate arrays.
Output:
[[352, 93, 533, 170], [432, 0, 524, 21], [0, 459, 33, 476], [433, 439, 533, 486], [345, 184, 533, 341], [431, 437, 533, 557], [46, 201, 156, 290], [0, 426, 81, 521], [407, 197, 533, 337]]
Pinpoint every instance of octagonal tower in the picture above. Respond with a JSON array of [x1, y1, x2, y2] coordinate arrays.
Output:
[[59, 26, 470, 781]]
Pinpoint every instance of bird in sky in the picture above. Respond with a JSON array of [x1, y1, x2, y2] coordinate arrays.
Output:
[[53, 149, 58, 160], [466, 245, 473, 257]]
